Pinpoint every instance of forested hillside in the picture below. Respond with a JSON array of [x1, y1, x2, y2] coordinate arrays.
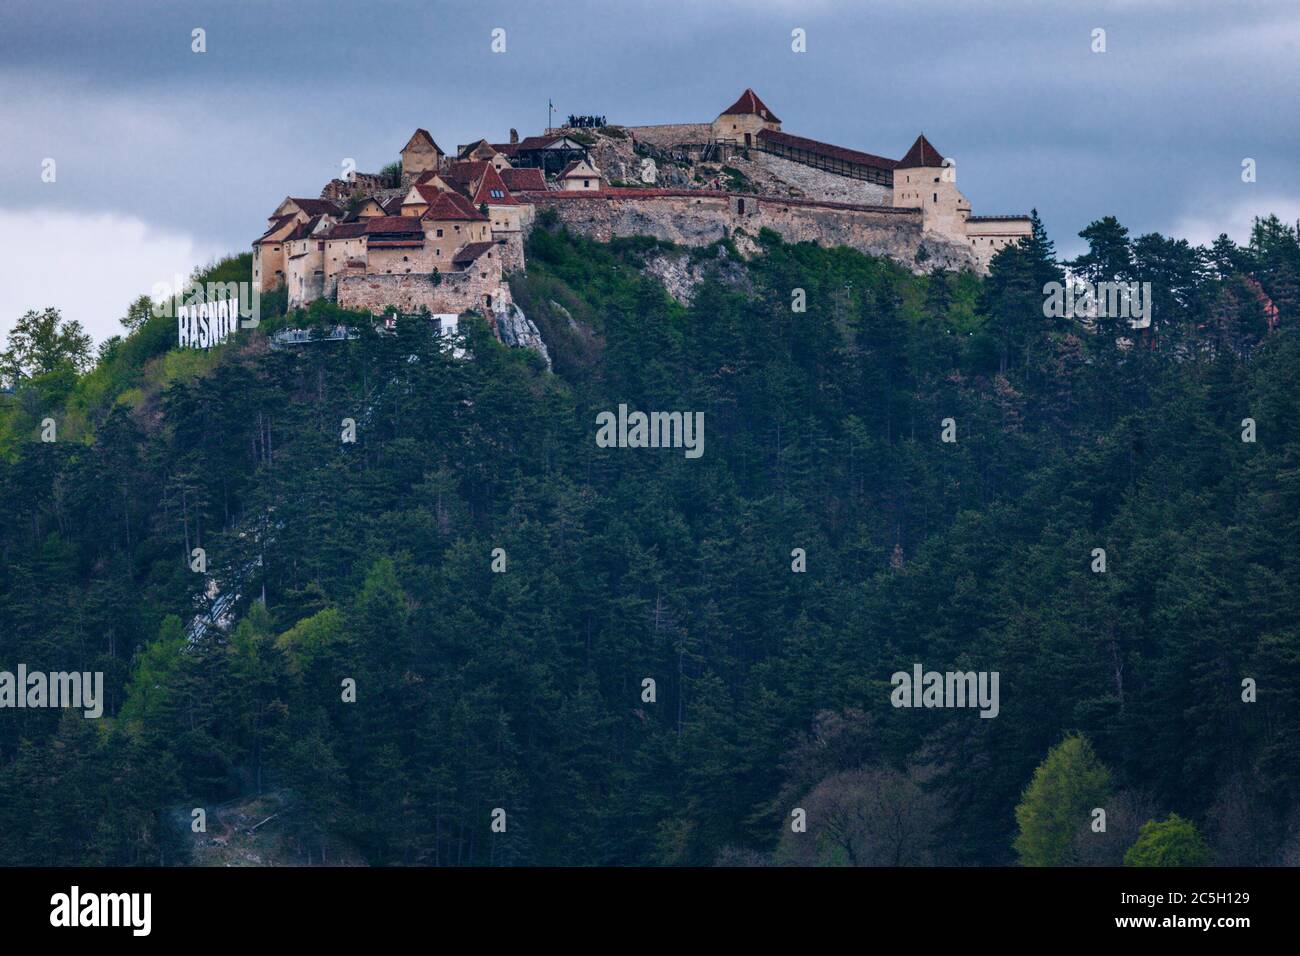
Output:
[[1, 213, 1298, 866]]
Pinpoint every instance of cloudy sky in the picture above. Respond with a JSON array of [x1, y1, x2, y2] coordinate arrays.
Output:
[[1, 0, 1297, 345]]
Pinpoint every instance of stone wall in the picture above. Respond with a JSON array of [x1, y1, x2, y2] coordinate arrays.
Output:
[[337, 269, 511, 316], [320, 173, 393, 202], [526, 191, 979, 272], [626, 123, 713, 148]]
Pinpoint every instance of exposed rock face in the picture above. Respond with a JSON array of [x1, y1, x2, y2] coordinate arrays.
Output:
[[745, 151, 892, 205], [568, 127, 641, 185], [493, 301, 551, 368], [643, 248, 750, 307]]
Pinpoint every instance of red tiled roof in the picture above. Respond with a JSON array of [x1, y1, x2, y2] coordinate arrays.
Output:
[[452, 241, 495, 266], [365, 216, 424, 234], [756, 128, 897, 171], [558, 160, 598, 179], [456, 139, 495, 159], [444, 160, 491, 183], [287, 198, 341, 216], [472, 165, 518, 205], [719, 88, 780, 124], [255, 214, 297, 243], [897, 134, 946, 169], [500, 167, 545, 191], [322, 222, 368, 239], [285, 214, 325, 240], [514, 135, 578, 151], [423, 191, 488, 222], [404, 184, 443, 206]]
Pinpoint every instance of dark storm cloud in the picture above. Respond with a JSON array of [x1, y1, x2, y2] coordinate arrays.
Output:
[[1, 0, 1296, 259]]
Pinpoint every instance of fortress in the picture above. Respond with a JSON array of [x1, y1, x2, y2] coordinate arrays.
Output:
[[252, 89, 1031, 322]]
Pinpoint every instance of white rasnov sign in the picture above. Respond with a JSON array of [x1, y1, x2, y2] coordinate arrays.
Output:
[[178, 295, 240, 349]]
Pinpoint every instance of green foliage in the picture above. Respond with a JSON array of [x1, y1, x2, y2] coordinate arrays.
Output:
[[2, 217, 1300, 865], [1, 307, 94, 385], [1124, 814, 1211, 867], [720, 165, 754, 193], [1014, 734, 1113, 866]]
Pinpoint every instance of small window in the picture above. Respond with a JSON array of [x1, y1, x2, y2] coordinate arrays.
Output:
[[436, 228, 443, 237], [933, 193, 938, 203]]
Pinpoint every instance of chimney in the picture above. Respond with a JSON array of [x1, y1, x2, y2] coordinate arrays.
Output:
[[509, 128, 519, 145]]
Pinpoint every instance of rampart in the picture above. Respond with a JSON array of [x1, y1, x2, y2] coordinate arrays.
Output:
[[521, 189, 978, 272], [337, 269, 510, 315]]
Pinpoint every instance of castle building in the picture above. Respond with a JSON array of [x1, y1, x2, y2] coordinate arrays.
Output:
[[400, 129, 444, 180], [256, 87, 1035, 318], [707, 94, 1031, 259], [712, 88, 781, 147], [556, 158, 605, 192], [252, 197, 342, 293]]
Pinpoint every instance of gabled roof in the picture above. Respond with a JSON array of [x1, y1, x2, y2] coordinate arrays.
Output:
[[558, 159, 599, 179], [457, 139, 497, 159], [403, 184, 443, 206], [255, 214, 297, 243], [500, 167, 546, 191], [286, 198, 342, 217], [285, 214, 328, 241], [469, 164, 518, 205], [514, 135, 584, 152], [452, 241, 495, 266], [444, 160, 492, 184], [381, 196, 406, 215], [897, 134, 946, 169], [756, 128, 896, 171], [403, 128, 443, 154], [422, 191, 488, 222], [720, 88, 780, 123]]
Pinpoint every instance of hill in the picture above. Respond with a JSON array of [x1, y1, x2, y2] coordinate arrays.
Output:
[[1, 214, 1299, 866]]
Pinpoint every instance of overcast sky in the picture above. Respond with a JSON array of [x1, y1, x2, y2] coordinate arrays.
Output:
[[1, 0, 1297, 345]]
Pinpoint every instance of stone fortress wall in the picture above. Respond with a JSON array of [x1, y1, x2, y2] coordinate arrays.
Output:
[[522, 189, 978, 272]]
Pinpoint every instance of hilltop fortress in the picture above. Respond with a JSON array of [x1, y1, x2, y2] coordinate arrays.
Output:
[[252, 89, 1031, 324]]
